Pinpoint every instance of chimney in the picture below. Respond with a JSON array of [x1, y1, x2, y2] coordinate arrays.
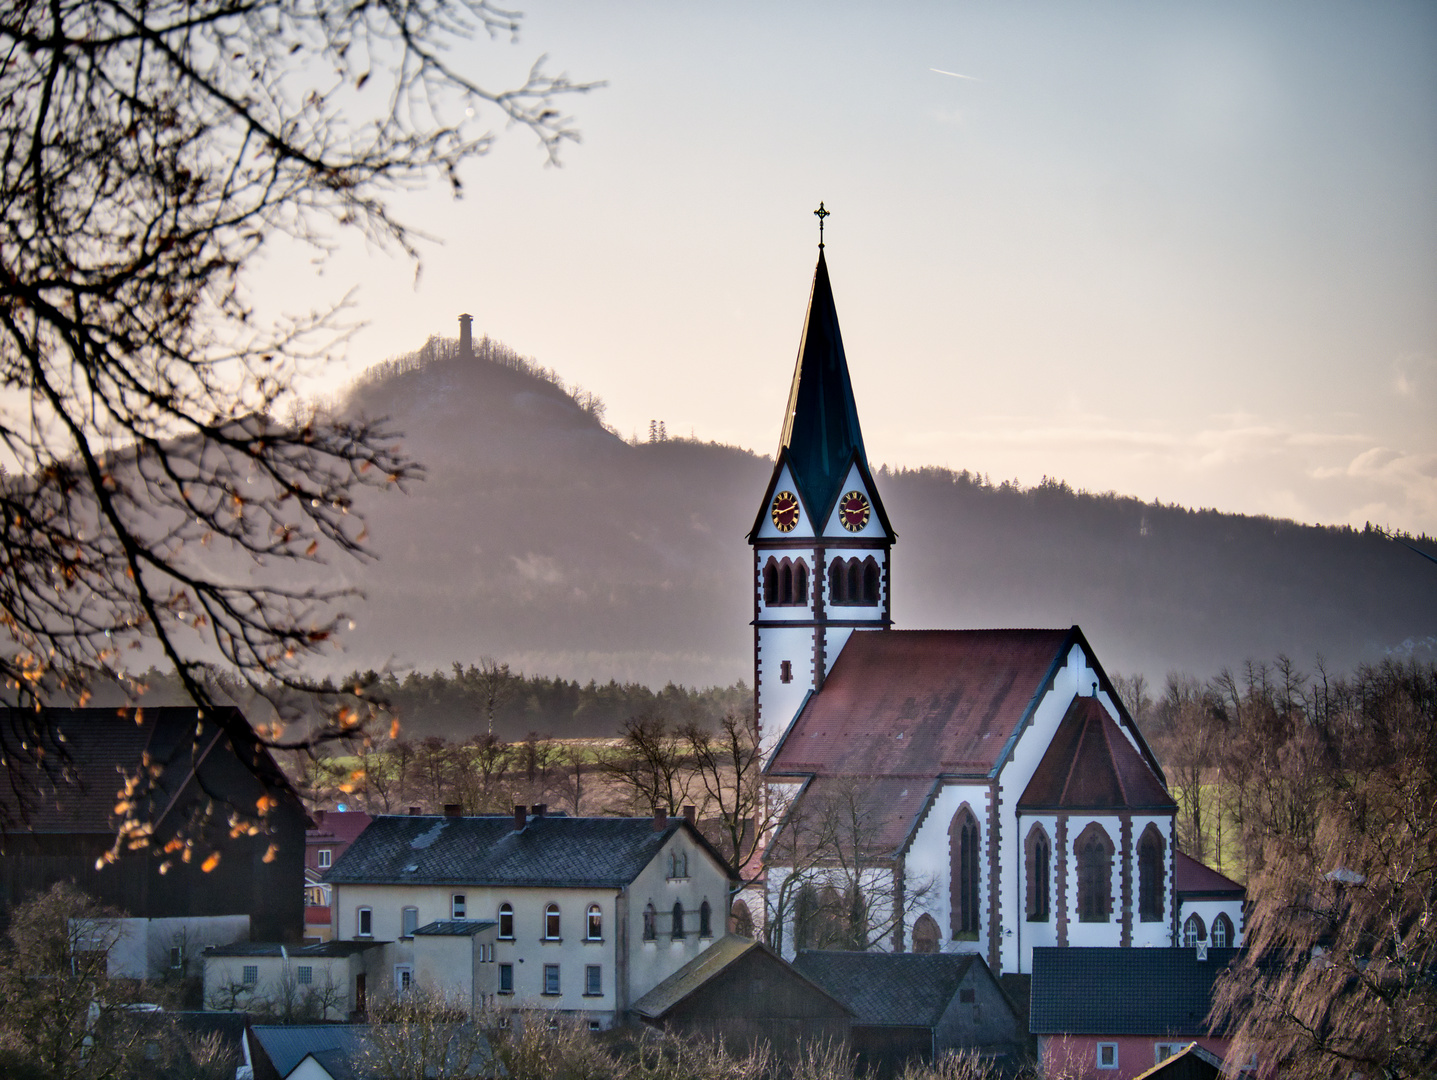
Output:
[[458, 313, 474, 359], [513, 805, 527, 831], [653, 808, 667, 832], [683, 805, 696, 825], [314, 809, 326, 825], [408, 806, 421, 816], [444, 803, 462, 818], [532, 804, 546, 819]]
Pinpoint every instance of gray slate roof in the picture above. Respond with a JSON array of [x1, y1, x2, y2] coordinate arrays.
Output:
[[324, 814, 734, 888], [1029, 947, 1242, 1036], [792, 950, 985, 1027], [414, 919, 497, 936], [204, 940, 383, 958], [631, 936, 853, 1020], [250, 1025, 369, 1077]]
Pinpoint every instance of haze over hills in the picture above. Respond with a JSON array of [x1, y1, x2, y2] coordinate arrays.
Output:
[[325, 334, 1437, 692]]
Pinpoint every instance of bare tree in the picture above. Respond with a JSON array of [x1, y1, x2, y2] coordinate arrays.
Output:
[[363, 987, 495, 1080], [684, 711, 771, 884], [0, 0, 596, 851], [601, 715, 698, 816], [1212, 658, 1437, 1079], [474, 656, 513, 739]]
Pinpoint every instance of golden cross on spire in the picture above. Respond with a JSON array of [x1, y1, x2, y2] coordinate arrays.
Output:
[[814, 201, 830, 249]]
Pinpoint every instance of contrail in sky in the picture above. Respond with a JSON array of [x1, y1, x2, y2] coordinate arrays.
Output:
[[930, 68, 981, 81]]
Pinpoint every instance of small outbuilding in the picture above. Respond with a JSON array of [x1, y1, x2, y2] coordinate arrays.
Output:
[[629, 935, 853, 1057], [792, 950, 1022, 1074]]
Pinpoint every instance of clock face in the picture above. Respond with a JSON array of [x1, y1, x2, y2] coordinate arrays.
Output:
[[839, 490, 871, 532], [771, 490, 801, 532]]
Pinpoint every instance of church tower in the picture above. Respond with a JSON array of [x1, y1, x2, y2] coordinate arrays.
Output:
[[750, 248, 895, 762]]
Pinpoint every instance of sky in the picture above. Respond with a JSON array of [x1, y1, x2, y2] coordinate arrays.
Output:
[[266, 1, 1437, 536]]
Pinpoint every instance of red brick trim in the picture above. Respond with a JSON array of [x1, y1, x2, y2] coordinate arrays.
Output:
[[892, 853, 907, 953], [1055, 814, 1069, 947], [986, 782, 1001, 972], [1119, 813, 1133, 948]]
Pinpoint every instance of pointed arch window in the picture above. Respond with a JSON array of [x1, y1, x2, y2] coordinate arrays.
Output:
[[1025, 824, 1051, 922], [828, 558, 846, 604], [699, 900, 712, 938], [1183, 913, 1206, 947], [1137, 825, 1165, 923], [912, 913, 940, 954], [1212, 912, 1233, 948], [671, 901, 685, 940], [778, 560, 793, 605], [730, 900, 753, 938], [862, 557, 880, 603], [643, 902, 657, 942], [765, 557, 809, 606], [795, 885, 820, 950], [949, 808, 981, 938], [763, 559, 778, 604], [794, 560, 808, 603], [1075, 824, 1114, 923]]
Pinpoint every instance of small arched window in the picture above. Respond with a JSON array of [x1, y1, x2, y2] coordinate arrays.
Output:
[[829, 558, 846, 604], [862, 557, 880, 603], [1075, 824, 1114, 923], [1138, 825, 1165, 923], [912, 913, 940, 954], [587, 904, 603, 940], [1212, 912, 1233, 948], [793, 560, 808, 603], [1184, 913, 1207, 947], [763, 558, 778, 604], [498, 903, 513, 939], [545, 903, 561, 940], [846, 559, 862, 603], [778, 559, 793, 605], [643, 902, 657, 941], [671, 901, 685, 939], [730, 900, 753, 938], [950, 807, 981, 937], [1026, 824, 1051, 922], [699, 900, 712, 937]]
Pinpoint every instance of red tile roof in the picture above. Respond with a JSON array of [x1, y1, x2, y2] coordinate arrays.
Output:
[[1017, 697, 1176, 812], [1174, 851, 1245, 896], [768, 629, 1075, 778], [308, 810, 372, 846], [769, 776, 938, 857]]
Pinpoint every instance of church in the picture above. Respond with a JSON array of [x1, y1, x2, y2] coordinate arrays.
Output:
[[748, 241, 1240, 977]]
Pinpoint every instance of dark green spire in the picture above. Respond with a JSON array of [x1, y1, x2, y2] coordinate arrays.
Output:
[[778, 250, 868, 518]]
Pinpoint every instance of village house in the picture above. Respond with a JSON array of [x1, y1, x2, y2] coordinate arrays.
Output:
[[304, 809, 372, 943]]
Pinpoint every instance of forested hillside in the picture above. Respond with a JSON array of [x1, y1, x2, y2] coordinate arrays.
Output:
[[312, 333, 1436, 703]]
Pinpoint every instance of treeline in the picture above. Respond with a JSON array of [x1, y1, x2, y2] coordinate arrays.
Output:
[[343, 664, 751, 743]]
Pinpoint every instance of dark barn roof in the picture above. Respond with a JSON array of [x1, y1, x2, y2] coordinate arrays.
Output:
[[1018, 696, 1176, 812], [792, 950, 1001, 1028], [1030, 947, 1241, 1037], [324, 814, 734, 888], [631, 936, 853, 1021]]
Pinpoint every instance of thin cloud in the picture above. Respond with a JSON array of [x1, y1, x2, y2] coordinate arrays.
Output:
[[930, 68, 981, 81]]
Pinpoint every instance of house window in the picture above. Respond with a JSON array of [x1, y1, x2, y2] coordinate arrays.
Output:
[[498, 963, 514, 994], [699, 900, 712, 938], [1184, 913, 1207, 948], [959, 988, 976, 1004], [242, 965, 258, 985], [1155, 1044, 1184, 1064], [1075, 824, 1114, 923], [452, 893, 466, 920], [317, 849, 331, 869], [1026, 824, 1051, 922], [498, 903, 514, 939], [357, 907, 373, 937], [1213, 912, 1234, 947], [949, 807, 981, 937], [543, 964, 560, 995], [169, 945, 184, 970], [668, 852, 687, 879], [912, 913, 940, 954], [402, 906, 418, 938], [588, 1020, 602, 1032], [545, 904, 561, 940], [780, 660, 793, 684], [297, 966, 313, 985], [643, 903, 657, 941], [1097, 1043, 1118, 1069], [395, 965, 413, 994], [1138, 824, 1165, 922], [585, 965, 602, 996], [587, 904, 603, 940]]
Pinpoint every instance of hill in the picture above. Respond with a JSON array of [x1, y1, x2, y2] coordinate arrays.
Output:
[[324, 334, 1437, 694]]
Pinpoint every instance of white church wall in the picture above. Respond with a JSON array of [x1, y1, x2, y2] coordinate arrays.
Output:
[[757, 625, 817, 758], [822, 625, 855, 677], [995, 644, 1092, 972], [903, 782, 992, 959], [1013, 812, 1060, 961]]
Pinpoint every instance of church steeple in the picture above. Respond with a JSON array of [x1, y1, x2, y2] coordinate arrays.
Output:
[[777, 251, 868, 523]]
